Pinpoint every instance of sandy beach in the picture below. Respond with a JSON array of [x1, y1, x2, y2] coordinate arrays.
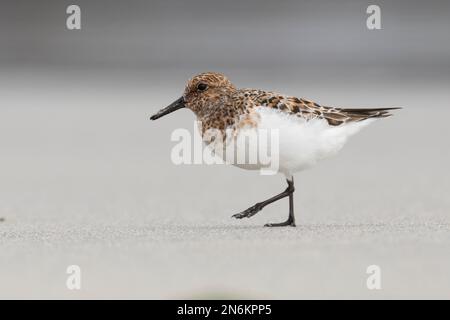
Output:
[[1, 70, 449, 299]]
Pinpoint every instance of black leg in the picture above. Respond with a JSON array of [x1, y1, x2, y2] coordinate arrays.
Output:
[[264, 183, 296, 227], [232, 178, 296, 227]]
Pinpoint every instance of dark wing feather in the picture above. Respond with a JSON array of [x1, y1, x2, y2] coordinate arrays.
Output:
[[279, 96, 400, 126], [242, 89, 401, 126]]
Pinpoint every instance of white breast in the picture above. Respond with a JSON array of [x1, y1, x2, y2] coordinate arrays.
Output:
[[206, 107, 374, 176]]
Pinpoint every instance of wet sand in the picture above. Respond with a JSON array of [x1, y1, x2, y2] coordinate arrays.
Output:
[[1, 70, 449, 299]]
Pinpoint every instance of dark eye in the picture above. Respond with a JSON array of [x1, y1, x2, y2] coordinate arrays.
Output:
[[197, 83, 208, 91]]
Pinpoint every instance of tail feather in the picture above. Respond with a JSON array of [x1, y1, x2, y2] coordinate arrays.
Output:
[[340, 107, 402, 121]]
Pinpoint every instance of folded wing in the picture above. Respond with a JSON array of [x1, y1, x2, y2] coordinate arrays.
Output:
[[278, 96, 401, 126]]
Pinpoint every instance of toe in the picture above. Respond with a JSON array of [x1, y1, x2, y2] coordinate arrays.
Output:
[[232, 212, 246, 219], [264, 221, 296, 227]]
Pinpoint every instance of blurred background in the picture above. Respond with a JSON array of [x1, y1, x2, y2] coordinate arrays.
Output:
[[0, 0, 449, 299]]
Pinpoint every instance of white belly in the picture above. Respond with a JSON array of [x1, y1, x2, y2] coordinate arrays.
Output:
[[207, 107, 374, 176]]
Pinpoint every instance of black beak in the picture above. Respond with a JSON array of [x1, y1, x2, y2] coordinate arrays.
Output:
[[150, 97, 185, 120]]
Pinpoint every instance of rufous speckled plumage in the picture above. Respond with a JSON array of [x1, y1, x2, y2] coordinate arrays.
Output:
[[151, 72, 400, 227]]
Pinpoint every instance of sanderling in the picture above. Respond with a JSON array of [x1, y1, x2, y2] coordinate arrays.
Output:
[[151, 72, 400, 227]]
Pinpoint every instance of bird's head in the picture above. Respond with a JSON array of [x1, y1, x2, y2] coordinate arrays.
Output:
[[150, 72, 236, 120]]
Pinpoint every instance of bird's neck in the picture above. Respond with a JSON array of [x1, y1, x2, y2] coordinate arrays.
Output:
[[195, 94, 244, 139]]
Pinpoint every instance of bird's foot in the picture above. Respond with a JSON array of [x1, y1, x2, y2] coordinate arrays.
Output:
[[264, 219, 296, 227], [232, 203, 264, 219]]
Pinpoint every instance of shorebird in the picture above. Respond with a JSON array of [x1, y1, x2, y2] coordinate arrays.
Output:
[[151, 72, 399, 227]]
